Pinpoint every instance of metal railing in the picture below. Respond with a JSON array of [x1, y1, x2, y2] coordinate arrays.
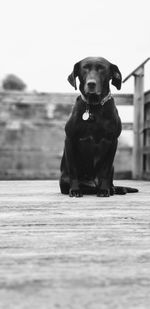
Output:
[[123, 58, 150, 179]]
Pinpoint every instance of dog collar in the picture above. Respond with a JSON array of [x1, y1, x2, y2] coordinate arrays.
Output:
[[81, 92, 112, 121], [100, 92, 112, 105], [81, 92, 112, 106]]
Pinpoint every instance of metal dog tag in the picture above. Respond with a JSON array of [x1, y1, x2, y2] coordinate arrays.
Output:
[[82, 111, 89, 121]]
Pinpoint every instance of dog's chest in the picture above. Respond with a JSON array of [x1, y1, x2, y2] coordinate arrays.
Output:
[[78, 110, 112, 141]]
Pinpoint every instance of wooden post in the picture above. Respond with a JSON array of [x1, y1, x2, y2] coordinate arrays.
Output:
[[133, 66, 144, 179]]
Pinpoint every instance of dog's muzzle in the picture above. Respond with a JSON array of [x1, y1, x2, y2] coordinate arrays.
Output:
[[86, 79, 97, 93]]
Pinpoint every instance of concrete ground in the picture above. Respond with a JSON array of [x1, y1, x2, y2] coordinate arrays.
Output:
[[0, 180, 150, 309]]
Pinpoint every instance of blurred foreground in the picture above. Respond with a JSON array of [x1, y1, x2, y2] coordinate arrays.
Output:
[[0, 179, 149, 308]]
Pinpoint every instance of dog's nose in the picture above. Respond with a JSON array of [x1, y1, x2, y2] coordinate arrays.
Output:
[[87, 80, 96, 91]]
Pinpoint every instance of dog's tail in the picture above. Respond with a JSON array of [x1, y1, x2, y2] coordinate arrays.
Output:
[[114, 186, 139, 195]]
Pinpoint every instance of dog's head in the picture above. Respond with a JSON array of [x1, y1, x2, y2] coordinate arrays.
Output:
[[68, 57, 122, 103]]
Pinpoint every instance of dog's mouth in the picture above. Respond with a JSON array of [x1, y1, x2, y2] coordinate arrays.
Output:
[[86, 93, 102, 105]]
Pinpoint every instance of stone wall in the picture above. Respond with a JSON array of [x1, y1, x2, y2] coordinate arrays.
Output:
[[0, 91, 133, 179]]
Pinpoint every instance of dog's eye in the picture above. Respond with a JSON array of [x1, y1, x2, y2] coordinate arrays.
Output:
[[82, 64, 91, 71], [82, 65, 88, 70], [97, 65, 105, 71]]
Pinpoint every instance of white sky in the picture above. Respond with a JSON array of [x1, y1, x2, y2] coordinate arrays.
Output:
[[0, 0, 150, 93]]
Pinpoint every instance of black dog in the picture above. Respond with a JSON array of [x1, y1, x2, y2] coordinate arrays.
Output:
[[60, 57, 138, 197]]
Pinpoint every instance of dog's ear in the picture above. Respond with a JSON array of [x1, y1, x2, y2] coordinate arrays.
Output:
[[67, 62, 80, 90], [110, 64, 122, 90]]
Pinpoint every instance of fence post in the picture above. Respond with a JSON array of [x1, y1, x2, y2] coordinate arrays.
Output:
[[133, 66, 144, 179], [123, 58, 150, 179]]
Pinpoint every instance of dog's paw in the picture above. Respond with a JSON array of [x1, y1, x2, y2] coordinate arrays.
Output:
[[69, 188, 83, 197], [97, 189, 110, 197]]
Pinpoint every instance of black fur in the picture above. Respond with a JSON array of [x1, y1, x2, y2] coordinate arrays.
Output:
[[60, 57, 138, 197]]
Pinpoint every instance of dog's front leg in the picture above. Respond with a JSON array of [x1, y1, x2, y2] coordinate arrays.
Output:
[[65, 137, 83, 197], [95, 139, 118, 197]]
